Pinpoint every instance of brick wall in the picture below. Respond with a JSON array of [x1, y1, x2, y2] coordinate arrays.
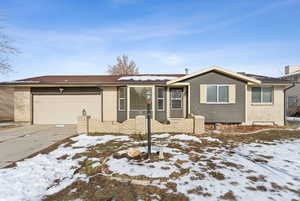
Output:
[[77, 115, 205, 135]]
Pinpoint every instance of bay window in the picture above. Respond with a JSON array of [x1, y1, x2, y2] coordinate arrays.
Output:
[[130, 87, 152, 111]]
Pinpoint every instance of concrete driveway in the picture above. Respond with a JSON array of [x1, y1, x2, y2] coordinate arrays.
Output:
[[0, 125, 77, 168]]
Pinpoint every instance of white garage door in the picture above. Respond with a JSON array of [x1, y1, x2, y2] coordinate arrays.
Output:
[[33, 94, 101, 124]]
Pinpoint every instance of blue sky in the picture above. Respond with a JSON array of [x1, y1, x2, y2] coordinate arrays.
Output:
[[1, 0, 300, 81]]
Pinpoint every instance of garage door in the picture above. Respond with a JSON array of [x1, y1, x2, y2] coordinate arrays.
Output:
[[33, 94, 101, 124]]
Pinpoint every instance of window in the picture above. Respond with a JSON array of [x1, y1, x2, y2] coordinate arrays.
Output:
[[130, 87, 152, 111], [207, 85, 229, 103], [288, 96, 297, 107], [171, 88, 183, 109], [157, 87, 165, 111], [251, 87, 273, 103], [118, 87, 126, 111]]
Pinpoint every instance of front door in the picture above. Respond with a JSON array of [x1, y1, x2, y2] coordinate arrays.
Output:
[[170, 88, 184, 118]]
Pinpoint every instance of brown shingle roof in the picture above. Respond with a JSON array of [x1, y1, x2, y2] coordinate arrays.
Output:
[[240, 73, 290, 84], [15, 74, 185, 84]]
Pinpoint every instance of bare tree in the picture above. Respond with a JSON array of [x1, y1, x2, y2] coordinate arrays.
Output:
[[0, 26, 18, 74], [107, 55, 139, 75]]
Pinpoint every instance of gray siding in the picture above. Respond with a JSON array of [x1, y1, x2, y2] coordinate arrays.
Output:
[[117, 87, 127, 122], [155, 87, 167, 122], [183, 71, 246, 123]]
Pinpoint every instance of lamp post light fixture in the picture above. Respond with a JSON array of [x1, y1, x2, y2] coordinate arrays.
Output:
[[145, 90, 152, 159]]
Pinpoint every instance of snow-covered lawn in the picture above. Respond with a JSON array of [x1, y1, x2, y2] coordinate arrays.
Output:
[[0, 132, 300, 201]]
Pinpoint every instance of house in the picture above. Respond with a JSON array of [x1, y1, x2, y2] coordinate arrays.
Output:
[[281, 65, 300, 117], [0, 86, 14, 121], [0, 67, 290, 130]]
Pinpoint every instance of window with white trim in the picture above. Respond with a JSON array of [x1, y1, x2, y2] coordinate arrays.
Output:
[[118, 87, 126, 111], [171, 88, 183, 109], [207, 85, 229, 103], [157, 87, 165, 111], [251, 87, 273, 103]]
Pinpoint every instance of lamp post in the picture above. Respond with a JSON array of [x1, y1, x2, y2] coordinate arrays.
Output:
[[145, 90, 152, 159]]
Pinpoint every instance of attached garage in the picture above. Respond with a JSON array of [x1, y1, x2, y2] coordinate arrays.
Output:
[[32, 87, 101, 124]]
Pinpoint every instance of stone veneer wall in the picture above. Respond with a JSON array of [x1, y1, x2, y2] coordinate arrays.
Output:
[[77, 115, 205, 135]]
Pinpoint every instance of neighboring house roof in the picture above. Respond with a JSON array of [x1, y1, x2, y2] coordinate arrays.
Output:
[[241, 73, 290, 84], [3, 74, 184, 85], [281, 70, 300, 78], [167, 66, 262, 85]]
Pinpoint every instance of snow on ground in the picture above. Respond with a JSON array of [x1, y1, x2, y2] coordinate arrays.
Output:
[[0, 122, 16, 127], [172, 140, 300, 201], [152, 133, 170, 139], [200, 136, 221, 143], [0, 134, 130, 201], [170, 134, 203, 143], [106, 136, 300, 201], [1, 133, 300, 201], [107, 146, 189, 178], [0, 145, 85, 201], [71, 134, 129, 147]]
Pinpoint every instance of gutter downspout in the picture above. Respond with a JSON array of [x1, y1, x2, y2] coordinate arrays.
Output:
[[284, 83, 296, 125], [99, 88, 104, 122]]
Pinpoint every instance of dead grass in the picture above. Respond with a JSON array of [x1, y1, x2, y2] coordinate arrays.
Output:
[[187, 186, 212, 197], [43, 174, 189, 201], [212, 129, 300, 145], [219, 190, 237, 200], [221, 161, 244, 169], [23, 129, 300, 201], [209, 171, 225, 180], [246, 175, 266, 182]]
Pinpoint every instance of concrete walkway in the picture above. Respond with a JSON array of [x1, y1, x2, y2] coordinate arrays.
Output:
[[0, 125, 77, 168]]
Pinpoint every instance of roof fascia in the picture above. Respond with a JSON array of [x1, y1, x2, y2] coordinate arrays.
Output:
[[167, 66, 261, 85]]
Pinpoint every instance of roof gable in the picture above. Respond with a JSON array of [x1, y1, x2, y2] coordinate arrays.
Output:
[[167, 66, 261, 85]]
